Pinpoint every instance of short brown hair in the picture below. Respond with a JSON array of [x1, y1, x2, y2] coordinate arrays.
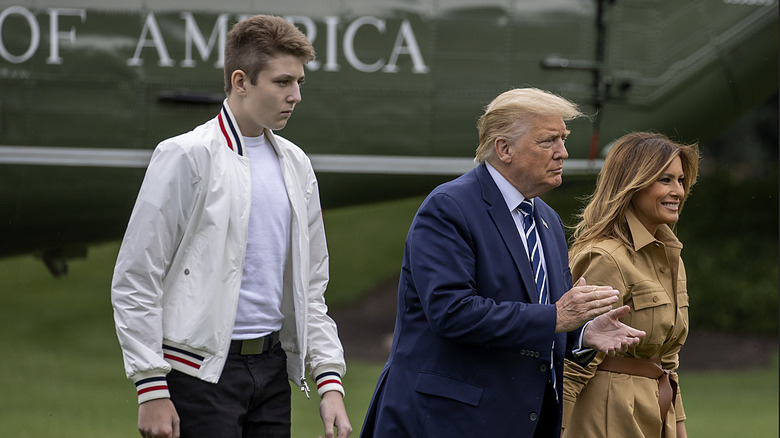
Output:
[[223, 15, 315, 94]]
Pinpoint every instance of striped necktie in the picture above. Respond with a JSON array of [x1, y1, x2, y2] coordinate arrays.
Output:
[[519, 199, 557, 398], [518, 199, 548, 304]]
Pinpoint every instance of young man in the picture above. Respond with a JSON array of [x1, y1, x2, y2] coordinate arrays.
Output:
[[111, 15, 351, 438]]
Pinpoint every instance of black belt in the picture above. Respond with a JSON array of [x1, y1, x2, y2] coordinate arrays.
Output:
[[229, 332, 280, 355]]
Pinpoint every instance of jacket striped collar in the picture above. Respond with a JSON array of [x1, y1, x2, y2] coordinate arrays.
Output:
[[217, 100, 246, 157]]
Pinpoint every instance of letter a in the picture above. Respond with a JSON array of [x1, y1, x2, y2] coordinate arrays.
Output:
[[127, 12, 174, 67]]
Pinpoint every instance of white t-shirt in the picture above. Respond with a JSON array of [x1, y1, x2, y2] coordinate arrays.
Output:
[[232, 134, 290, 339]]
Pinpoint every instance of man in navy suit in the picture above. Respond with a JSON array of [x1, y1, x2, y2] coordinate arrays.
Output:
[[360, 88, 645, 437]]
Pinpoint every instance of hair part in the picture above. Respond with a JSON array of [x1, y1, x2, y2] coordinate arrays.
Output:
[[475, 88, 584, 163], [569, 131, 700, 255], [223, 15, 315, 94]]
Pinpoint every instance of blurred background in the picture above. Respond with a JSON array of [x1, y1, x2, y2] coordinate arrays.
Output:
[[0, 1, 777, 436]]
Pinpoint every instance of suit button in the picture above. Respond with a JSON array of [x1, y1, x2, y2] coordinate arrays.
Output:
[[660, 266, 668, 273], [653, 296, 659, 303], [184, 269, 190, 275], [529, 412, 538, 422], [539, 364, 548, 372]]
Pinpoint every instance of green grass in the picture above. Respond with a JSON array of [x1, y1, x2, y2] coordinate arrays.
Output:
[[0, 242, 137, 437], [681, 354, 779, 437], [323, 196, 422, 307], [292, 360, 384, 436], [0, 196, 777, 437]]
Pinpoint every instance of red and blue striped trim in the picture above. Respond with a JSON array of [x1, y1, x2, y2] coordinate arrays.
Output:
[[315, 371, 344, 397], [162, 344, 204, 371], [135, 376, 170, 403], [218, 102, 244, 157]]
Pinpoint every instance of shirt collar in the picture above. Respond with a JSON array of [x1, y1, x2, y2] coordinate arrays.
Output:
[[486, 162, 531, 211], [625, 207, 682, 251]]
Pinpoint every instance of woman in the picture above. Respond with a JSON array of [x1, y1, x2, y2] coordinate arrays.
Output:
[[562, 132, 700, 438]]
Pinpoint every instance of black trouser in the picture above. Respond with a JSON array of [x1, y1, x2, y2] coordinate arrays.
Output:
[[533, 381, 559, 438], [168, 342, 291, 438]]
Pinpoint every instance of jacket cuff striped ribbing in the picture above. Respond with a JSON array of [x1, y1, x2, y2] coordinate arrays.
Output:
[[133, 372, 170, 404], [315, 371, 344, 398]]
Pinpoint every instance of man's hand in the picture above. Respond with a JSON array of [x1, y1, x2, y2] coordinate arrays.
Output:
[[138, 398, 180, 438], [555, 277, 619, 333], [319, 390, 352, 438], [583, 305, 645, 355]]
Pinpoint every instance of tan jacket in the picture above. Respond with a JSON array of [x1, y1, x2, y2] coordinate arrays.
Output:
[[562, 208, 689, 438]]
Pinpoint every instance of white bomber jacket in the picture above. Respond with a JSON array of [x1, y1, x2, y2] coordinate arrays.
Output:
[[111, 101, 346, 404]]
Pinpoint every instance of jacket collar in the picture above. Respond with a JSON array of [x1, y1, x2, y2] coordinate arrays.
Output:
[[625, 207, 682, 251], [217, 100, 246, 157]]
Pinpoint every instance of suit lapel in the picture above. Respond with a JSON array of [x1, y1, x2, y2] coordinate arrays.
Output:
[[476, 165, 539, 304]]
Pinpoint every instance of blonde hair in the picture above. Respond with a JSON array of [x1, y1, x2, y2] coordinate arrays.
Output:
[[569, 131, 700, 255], [224, 15, 315, 94], [475, 88, 583, 163]]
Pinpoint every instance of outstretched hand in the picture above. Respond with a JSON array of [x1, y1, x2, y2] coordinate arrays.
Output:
[[582, 305, 645, 355]]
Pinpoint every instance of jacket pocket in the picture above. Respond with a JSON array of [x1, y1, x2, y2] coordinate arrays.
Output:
[[627, 282, 674, 344], [632, 289, 672, 310], [415, 372, 484, 407], [169, 233, 209, 294], [164, 234, 216, 347]]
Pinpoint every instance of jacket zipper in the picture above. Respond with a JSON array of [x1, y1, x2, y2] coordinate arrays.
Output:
[[301, 378, 310, 399]]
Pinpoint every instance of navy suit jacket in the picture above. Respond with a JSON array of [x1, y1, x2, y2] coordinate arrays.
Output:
[[360, 164, 584, 437]]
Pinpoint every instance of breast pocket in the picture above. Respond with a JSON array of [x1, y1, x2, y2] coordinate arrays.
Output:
[[626, 282, 674, 345]]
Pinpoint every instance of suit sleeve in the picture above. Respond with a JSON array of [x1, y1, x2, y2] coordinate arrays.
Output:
[[407, 192, 557, 352]]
